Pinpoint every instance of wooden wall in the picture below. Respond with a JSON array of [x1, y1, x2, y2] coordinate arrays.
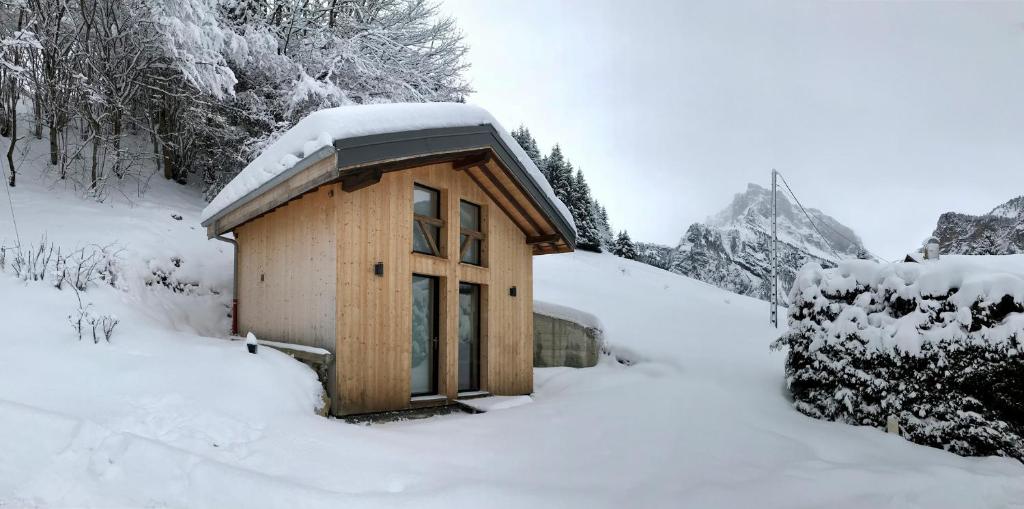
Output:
[[335, 162, 534, 415], [235, 185, 338, 353]]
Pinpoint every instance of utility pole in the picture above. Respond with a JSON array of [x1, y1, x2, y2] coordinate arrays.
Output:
[[770, 169, 779, 328]]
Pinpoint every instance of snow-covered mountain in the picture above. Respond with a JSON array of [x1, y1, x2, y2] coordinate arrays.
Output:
[[636, 183, 867, 302], [933, 195, 1024, 255]]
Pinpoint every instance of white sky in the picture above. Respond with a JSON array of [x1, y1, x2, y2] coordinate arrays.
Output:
[[440, 0, 1024, 261]]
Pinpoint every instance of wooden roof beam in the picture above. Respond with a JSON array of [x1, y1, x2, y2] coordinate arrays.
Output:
[[527, 234, 561, 245], [452, 152, 491, 172], [473, 162, 547, 235]]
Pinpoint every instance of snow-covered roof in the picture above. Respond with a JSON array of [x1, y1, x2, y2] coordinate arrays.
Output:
[[201, 103, 575, 237]]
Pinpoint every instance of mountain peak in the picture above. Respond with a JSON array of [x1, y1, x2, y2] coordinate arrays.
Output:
[[989, 196, 1024, 219], [633, 183, 869, 305], [705, 183, 863, 260], [934, 194, 1024, 255]]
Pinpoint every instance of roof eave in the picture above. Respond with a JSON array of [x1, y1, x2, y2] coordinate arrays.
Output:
[[201, 145, 336, 229], [332, 124, 576, 250], [203, 125, 577, 252]]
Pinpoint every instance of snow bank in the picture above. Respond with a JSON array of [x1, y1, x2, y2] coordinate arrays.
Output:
[[776, 257, 1024, 461], [201, 103, 575, 233]]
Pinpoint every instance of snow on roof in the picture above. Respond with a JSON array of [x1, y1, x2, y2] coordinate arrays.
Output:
[[200, 103, 575, 233]]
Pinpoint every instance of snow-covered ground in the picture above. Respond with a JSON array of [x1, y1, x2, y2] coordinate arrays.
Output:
[[1, 143, 1022, 507]]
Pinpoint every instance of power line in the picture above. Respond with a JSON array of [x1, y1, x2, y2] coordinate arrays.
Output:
[[776, 172, 841, 259], [775, 171, 891, 263]]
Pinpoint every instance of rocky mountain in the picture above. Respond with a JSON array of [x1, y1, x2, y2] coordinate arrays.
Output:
[[933, 195, 1024, 255], [636, 183, 867, 303]]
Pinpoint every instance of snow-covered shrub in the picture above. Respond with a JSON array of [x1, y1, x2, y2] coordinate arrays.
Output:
[[772, 259, 1024, 461], [145, 256, 202, 294], [67, 285, 119, 343], [53, 244, 121, 291], [10, 238, 58, 282], [3, 237, 121, 290]]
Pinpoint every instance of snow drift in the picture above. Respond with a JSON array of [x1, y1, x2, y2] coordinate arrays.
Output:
[[774, 257, 1024, 460]]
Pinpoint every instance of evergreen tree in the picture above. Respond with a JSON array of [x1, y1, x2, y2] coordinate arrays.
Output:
[[517, 131, 616, 254], [510, 125, 543, 169], [543, 144, 574, 205], [571, 169, 602, 252], [981, 232, 1002, 255], [612, 230, 638, 260], [594, 202, 613, 248]]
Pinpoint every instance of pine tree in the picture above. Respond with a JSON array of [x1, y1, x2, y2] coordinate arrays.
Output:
[[571, 169, 602, 252], [522, 135, 616, 254], [510, 125, 543, 169], [612, 230, 637, 260], [981, 232, 1002, 255], [543, 144, 574, 205], [594, 202, 613, 249]]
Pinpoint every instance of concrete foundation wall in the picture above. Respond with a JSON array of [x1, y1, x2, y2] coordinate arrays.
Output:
[[533, 312, 602, 368]]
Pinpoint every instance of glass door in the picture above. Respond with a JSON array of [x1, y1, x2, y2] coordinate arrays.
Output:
[[411, 275, 439, 396], [458, 282, 481, 392]]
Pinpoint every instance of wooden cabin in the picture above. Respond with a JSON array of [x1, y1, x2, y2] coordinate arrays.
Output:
[[201, 104, 576, 416]]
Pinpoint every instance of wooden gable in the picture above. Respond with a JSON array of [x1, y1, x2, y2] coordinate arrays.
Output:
[[205, 126, 576, 255]]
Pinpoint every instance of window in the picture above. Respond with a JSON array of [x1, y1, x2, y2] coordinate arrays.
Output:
[[411, 275, 439, 396], [458, 282, 481, 392], [413, 184, 443, 256], [459, 200, 484, 265]]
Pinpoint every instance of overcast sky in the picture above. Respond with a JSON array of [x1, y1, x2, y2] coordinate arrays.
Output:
[[440, 0, 1024, 261]]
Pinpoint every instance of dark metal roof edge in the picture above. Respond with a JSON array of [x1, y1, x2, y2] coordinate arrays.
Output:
[[480, 125, 578, 248], [332, 125, 576, 248], [201, 145, 336, 228], [332, 125, 494, 150], [205, 125, 576, 249]]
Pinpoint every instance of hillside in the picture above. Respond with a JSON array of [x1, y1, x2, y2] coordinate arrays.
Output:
[[636, 183, 867, 303], [1, 147, 1022, 507], [933, 195, 1024, 255]]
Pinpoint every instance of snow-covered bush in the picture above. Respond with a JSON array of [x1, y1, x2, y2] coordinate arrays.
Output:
[[4, 237, 120, 290], [68, 285, 119, 343], [773, 259, 1024, 461], [145, 256, 203, 294]]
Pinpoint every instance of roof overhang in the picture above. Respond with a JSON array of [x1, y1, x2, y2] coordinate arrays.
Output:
[[202, 125, 576, 255]]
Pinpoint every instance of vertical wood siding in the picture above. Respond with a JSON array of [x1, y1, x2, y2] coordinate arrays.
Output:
[[235, 185, 338, 352], [335, 162, 534, 415]]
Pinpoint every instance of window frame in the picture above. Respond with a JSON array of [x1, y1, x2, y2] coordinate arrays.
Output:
[[457, 281, 481, 393], [459, 199, 485, 266], [412, 183, 445, 257]]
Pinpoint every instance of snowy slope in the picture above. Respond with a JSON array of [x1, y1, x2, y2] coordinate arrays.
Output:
[[0, 140, 1022, 507]]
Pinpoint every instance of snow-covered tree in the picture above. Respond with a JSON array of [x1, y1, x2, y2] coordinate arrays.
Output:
[[0, 0, 472, 198], [593, 201, 613, 249], [612, 230, 637, 260], [510, 125, 617, 253], [510, 125, 543, 169], [980, 232, 1002, 255], [542, 144, 574, 205], [571, 169, 602, 252]]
